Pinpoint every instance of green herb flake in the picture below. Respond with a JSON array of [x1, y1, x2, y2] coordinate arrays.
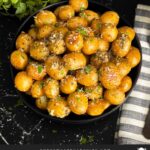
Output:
[[97, 23, 101, 29], [84, 65, 92, 74], [77, 27, 88, 36], [79, 135, 95, 145], [88, 135, 94, 143], [79, 135, 87, 145], [37, 65, 43, 74], [80, 6, 86, 11], [77, 88, 84, 92]]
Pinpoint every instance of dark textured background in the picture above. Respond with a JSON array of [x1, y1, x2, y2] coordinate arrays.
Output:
[[0, 0, 149, 146]]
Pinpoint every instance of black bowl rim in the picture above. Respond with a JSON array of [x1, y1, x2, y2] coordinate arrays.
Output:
[[10, 0, 142, 124]]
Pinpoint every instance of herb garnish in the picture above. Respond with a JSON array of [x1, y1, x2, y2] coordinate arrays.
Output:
[[37, 65, 43, 74], [76, 27, 88, 36], [84, 65, 92, 74], [79, 135, 94, 145]]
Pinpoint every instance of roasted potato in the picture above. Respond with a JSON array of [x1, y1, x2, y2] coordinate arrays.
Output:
[[36, 95, 49, 110], [67, 91, 88, 115], [45, 55, 68, 80], [87, 99, 110, 116], [30, 41, 49, 61], [47, 97, 71, 118], [82, 37, 99, 55], [69, 0, 88, 12], [104, 89, 125, 105], [26, 61, 46, 80], [99, 62, 122, 89], [16, 32, 33, 53], [15, 71, 33, 92], [118, 76, 132, 92], [126, 46, 141, 68], [65, 31, 83, 52], [28, 27, 37, 40], [63, 52, 87, 70], [97, 38, 110, 52], [76, 65, 98, 86], [34, 10, 56, 27], [10, 50, 28, 70], [60, 75, 77, 94], [43, 78, 59, 99]]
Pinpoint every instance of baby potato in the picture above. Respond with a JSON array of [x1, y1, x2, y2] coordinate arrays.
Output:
[[118, 76, 132, 92], [82, 37, 99, 55], [63, 52, 87, 70], [126, 46, 141, 68], [69, 0, 88, 12], [85, 84, 103, 100], [76, 65, 98, 86], [67, 92, 88, 115], [57, 5, 75, 21], [45, 55, 68, 80], [26, 61, 46, 80], [91, 19, 102, 34], [28, 27, 37, 40], [87, 99, 110, 116], [104, 89, 125, 105], [60, 75, 77, 94], [97, 38, 110, 52], [15, 71, 33, 92], [34, 10, 56, 27], [30, 41, 49, 61], [43, 78, 59, 99], [47, 97, 71, 118], [118, 26, 135, 41], [10, 50, 28, 70], [99, 62, 122, 89], [90, 51, 110, 69], [36, 95, 49, 110], [48, 30, 66, 55], [79, 10, 99, 23], [112, 57, 131, 77], [54, 26, 68, 37], [67, 17, 88, 30], [37, 25, 53, 39], [65, 31, 83, 52], [31, 81, 44, 98], [100, 24, 118, 42], [100, 11, 119, 26], [112, 34, 131, 57], [16, 32, 33, 53]]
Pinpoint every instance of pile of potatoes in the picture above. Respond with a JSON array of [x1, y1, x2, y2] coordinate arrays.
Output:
[[10, 0, 141, 118]]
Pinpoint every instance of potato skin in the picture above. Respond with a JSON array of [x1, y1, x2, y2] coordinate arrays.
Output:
[[30, 41, 49, 61], [104, 89, 125, 105], [82, 37, 99, 55], [67, 17, 88, 30], [36, 96, 48, 110], [67, 92, 88, 115], [118, 76, 132, 92], [87, 99, 110, 116], [47, 97, 71, 118], [76, 65, 98, 86], [60, 75, 77, 94], [126, 46, 141, 68], [28, 27, 37, 40], [16, 32, 33, 53], [99, 62, 122, 89], [43, 78, 59, 99], [91, 19, 102, 34], [100, 11, 119, 26], [65, 31, 83, 52], [31, 81, 44, 98], [69, 0, 88, 12], [15, 71, 33, 92], [112, 34, 131, 57], [118, 26, 135, 41], [26, 62, 46, 80], [45, 55, 68, 80], [34, 10, 56, 27], [10, 50, 28, 70], [63, 52, 87, 70], [85, 84, 103, 100], [100, 24, 118, 42], [37, 25, 53, 39], [57, 5, 75, 21], [79, 10, 99, 23], [97, 38, 110, 52]]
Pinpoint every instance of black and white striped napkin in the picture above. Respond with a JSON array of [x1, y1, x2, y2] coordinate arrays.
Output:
[[115, 4, 150, 144]]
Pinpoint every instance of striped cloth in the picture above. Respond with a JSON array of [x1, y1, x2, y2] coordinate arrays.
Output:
[[115, 4, 150, 144]]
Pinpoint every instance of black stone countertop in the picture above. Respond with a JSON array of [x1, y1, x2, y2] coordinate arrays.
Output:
[[0, 0, 150, 147]]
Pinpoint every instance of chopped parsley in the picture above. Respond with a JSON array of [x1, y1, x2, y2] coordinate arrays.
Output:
[[79, 135, 87, 144], [80, 6, 86, 11], [79, 135, 95, 145], [84, 65, 92, 74], [37, 65, 43, 74], [76, 27, 88, 36]]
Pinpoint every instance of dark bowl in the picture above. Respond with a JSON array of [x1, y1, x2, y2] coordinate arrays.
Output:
[[10, 0, 142, 124]]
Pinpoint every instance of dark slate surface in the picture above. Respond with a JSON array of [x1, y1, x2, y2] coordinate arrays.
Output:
[[0, 0, 149, 146]]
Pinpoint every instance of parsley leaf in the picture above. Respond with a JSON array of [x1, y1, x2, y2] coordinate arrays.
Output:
[[37, 65, 43, 74]]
